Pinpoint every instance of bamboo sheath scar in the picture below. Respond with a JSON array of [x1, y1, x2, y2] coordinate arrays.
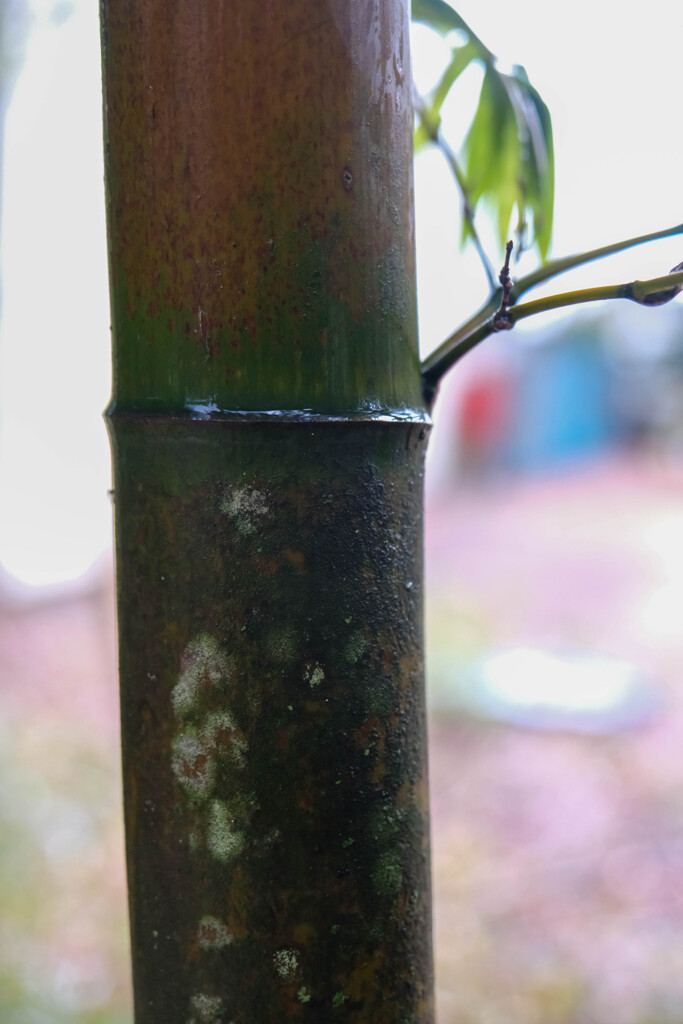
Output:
[[101, 1, 434, 1020]]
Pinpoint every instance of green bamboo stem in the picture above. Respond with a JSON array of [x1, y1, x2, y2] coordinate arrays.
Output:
[[101, 2, 434, 1021], [421, 268, 683, 403], [101, 0, 423, 416]]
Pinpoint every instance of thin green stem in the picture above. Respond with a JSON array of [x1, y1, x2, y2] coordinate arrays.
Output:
[[512, 270, 683, 320], [421, 268, 683, 406], [415, 94, 496, 291], [511, 222, 683, 302], [437, 131, 497, 291], [436, 222, 683, 366], [420, 223, 683, 402]]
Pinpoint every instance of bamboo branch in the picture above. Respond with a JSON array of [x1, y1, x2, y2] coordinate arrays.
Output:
[[420, 223, 683, 400], [511, 222, 683, 302], [436, 131, 497, 291], [421, 267, 683, 405], [428, 222, 683, 370], [414, 93, 497, 291]]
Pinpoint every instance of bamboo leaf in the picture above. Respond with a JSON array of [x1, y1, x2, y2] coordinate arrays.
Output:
[[411, 0, 476, 39], [411, 0, 494, 63], [412, 5, 555, 262], [503, 65, 554, 259], [429, 40, 477, 119], [462, 67, 518, 244], [459, 62, 554, 259], [414, 40, 477, 152], [523, 77, 555, 259]]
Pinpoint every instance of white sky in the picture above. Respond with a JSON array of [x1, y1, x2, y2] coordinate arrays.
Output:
[[0, 0, 681, 586]]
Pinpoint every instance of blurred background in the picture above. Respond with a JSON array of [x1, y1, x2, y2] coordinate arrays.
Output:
[[1, 1, 683, 1022]]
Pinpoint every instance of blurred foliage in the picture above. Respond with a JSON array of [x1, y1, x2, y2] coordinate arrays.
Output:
[[0, 0, 31, 260], [412, 0, 554, 260], [0, 0, 31, 100], [0, 714, 131, 1024]]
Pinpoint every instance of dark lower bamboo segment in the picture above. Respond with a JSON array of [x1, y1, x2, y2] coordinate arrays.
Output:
[[108, 413, 433, 1023]]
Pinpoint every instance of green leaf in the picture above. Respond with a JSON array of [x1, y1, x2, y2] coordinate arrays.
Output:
[[411, 0, 473, 36], [463, 67, 517, 200], [429, 40, 477, 119], [499, 67, 554, 259], [414, 40, 477, 153], [411, 0, 494, 64], [520, 76, 554, 259], [458, 62, 554, 259], [412, 3, 555, 261]]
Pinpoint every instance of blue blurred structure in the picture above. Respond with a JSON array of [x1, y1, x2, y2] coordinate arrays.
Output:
[[449, 306, 683, 482], [512, 329, 613, 471]]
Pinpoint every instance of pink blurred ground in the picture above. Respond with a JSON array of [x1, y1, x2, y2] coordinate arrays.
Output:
[[2, 451, 683, 1022], [426, 452, 683, 1023]]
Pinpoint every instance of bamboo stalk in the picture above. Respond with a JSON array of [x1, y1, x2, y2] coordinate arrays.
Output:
[[101, 2, 434, 1021]]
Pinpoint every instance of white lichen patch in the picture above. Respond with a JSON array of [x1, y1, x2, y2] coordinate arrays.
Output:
[[303, 662, 325, 689], [197, 915, 233, 950], [344, 631, 368, 664], [273, 948, 300, 981], [207, 800, 245, 863], [201, 711, 248, 767], [171, 731, 217, 798], [172, 709, 248, 798], [172, 634, 234, 716], [189, 993, 224, 1023], [220, 486, 269, 536]]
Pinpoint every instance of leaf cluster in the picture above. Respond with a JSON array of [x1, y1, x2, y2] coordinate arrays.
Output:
[[412, 1, 683, 408], [412, 0, 554, 260]]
